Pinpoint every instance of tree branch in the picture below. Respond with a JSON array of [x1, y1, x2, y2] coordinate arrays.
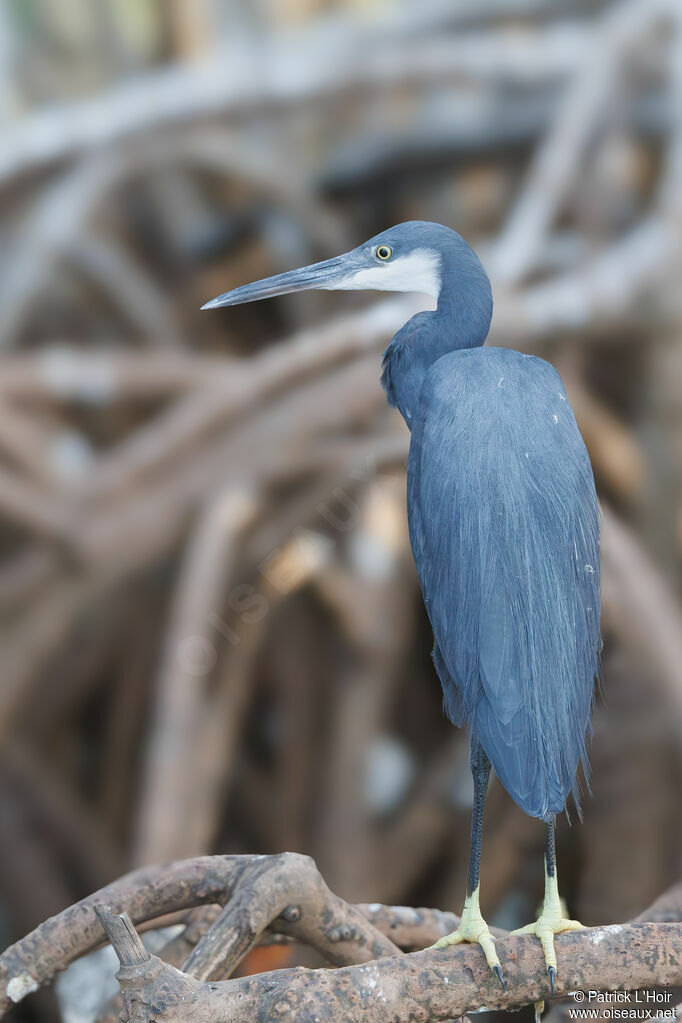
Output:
[[104, 920, 682, 1023], [0, 855, 247, 1014], [0, 853, 398, 1014], [2, 855, 681, 1020]]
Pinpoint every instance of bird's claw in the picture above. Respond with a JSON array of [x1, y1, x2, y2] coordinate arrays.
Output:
[[430, 902, 504, 988], [511, 915, 584, 996]]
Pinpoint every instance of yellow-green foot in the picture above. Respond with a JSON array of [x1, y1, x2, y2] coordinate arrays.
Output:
[[430, 887, 505, 990], [511, 870, 584, 995]]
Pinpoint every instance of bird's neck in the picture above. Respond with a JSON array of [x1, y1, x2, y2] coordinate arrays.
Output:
[[381, 289, 492, 427]]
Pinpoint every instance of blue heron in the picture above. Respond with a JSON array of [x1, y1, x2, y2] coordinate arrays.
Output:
[[202, 221, 601, 994]]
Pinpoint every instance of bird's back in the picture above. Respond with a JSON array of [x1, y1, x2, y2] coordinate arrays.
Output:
[[408, 346, 601, 820]]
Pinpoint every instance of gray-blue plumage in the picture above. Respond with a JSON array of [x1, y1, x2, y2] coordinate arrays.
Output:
[[202, 219, 602, 825], [405, 348, 599, 819], [379, 224, 601, 821]]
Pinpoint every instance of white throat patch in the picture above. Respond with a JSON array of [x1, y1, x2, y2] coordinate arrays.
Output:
[[330, 249, 442, 299]]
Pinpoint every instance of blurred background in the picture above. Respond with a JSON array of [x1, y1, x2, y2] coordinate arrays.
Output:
[[0, 0, 681, 1019]]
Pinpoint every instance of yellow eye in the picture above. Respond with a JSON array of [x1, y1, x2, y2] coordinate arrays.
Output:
[[376, 244, 392, 261]]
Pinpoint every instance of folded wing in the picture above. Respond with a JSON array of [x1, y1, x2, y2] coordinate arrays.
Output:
[[408, 347, 601, 819]]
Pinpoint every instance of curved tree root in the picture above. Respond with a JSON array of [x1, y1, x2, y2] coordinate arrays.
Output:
[[1, 853, 680, 1021], [0, 852, 400, 1015], [98, 912, 682, 1023]]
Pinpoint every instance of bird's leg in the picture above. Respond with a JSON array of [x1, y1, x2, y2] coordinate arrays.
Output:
[[430, 739, 504, 989], [511, 817, 584, 997]]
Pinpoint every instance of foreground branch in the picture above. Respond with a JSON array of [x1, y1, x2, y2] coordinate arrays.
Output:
[[99, 915, 682, 1023], [2, 853, 681, 1021], [0, 853, 398, 1014]]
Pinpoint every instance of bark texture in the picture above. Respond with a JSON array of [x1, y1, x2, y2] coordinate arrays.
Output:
[[1, 853, 680, 1022]]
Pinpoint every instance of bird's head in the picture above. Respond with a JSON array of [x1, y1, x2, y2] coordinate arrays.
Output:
[[201, 221, 491, 324]]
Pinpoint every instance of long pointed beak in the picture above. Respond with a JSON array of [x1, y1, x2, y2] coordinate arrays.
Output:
[[201, 254, 357, 309]]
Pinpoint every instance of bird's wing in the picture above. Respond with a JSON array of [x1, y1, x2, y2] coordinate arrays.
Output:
[[408, 347, 601, 819]]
